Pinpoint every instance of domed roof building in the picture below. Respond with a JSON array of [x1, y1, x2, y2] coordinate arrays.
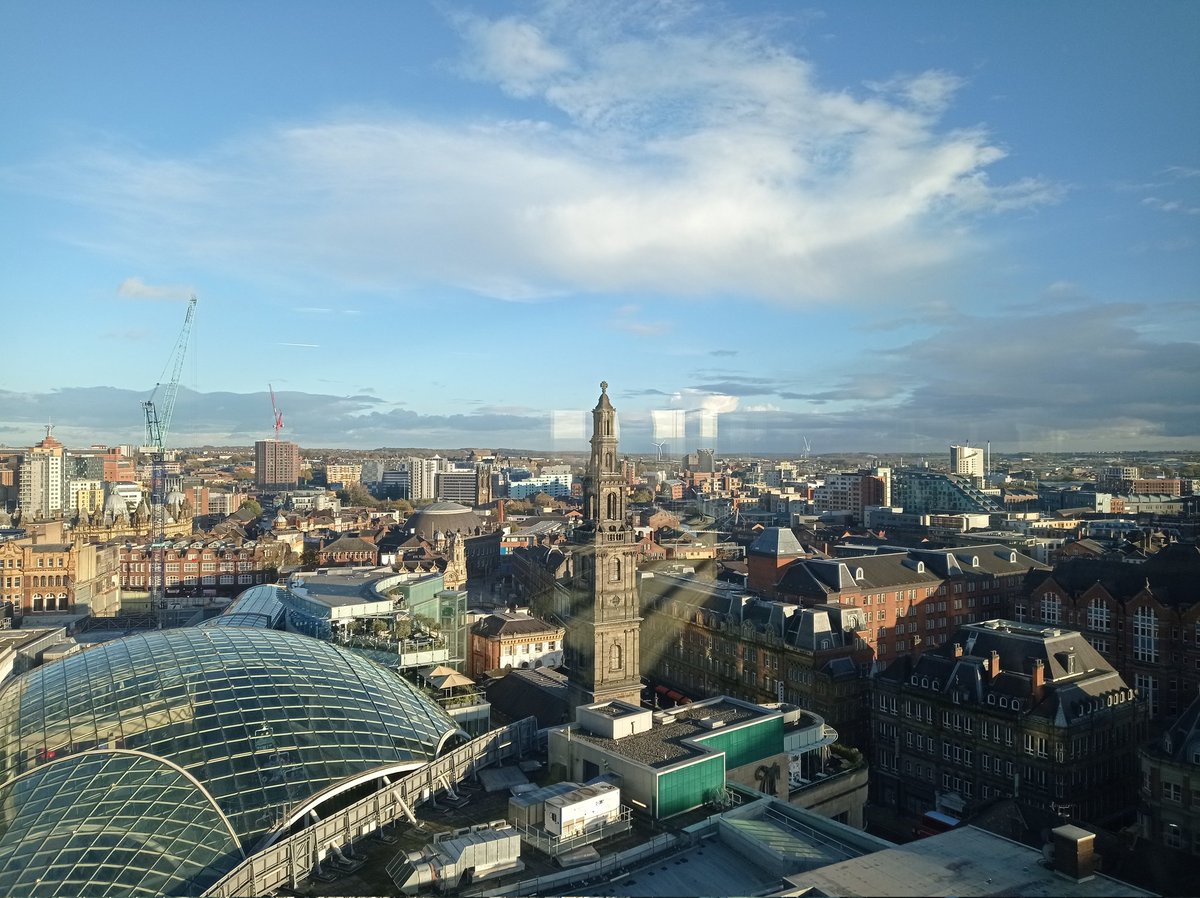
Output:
[[0, 627, 465, 896], [403, 501, 483, 541]]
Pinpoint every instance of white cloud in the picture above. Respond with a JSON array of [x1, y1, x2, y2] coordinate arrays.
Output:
[[16, 3, 1061, 307], [117, 277, 192, 300], [456, 14, 572, 98]]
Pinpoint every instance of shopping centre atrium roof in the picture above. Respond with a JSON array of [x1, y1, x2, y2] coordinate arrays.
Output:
[[0, 626, 464, 896]]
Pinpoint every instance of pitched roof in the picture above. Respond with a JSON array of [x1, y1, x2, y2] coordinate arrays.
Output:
[[471, 613, 562, 639]]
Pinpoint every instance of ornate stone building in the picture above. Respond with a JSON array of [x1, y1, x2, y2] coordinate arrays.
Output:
[[533, 382, 643, 711]]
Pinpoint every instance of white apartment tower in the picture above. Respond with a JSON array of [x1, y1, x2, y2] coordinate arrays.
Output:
[[19, 426, 68, 521], [950, 444, 985, 478]]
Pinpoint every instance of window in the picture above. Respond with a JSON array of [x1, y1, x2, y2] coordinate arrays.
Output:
[[1089, 600, 1113, 633], [1040, 593, 1061, 626], [1136, 673, 1158, 715], [1013, 601, 1027, 622], [610, 643, 623, 671], [1162, 782, 1182, 803], [1164, 825, 1185, 850], [1134, 607, 1159, 663]]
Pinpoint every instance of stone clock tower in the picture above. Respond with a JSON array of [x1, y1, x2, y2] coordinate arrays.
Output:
[[563, 381, 643, 711]]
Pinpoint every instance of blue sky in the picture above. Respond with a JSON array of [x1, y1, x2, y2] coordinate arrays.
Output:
[[1, 1, 1197, 454]]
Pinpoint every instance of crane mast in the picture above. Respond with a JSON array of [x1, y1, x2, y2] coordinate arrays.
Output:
[[142, 295, 197, 616], [269, 384, 284, 438]]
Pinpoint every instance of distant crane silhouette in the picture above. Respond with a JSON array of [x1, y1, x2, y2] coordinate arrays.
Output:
[[269, 384, 284, 438]]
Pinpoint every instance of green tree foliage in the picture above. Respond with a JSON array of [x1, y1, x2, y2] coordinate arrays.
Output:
[[240, 499, 263, 517]]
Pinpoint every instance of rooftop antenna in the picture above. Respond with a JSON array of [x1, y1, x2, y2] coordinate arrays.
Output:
[[269, 384, 284, 439]]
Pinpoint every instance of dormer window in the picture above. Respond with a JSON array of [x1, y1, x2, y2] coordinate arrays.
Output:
[[987, 693, 996, 705], [855, 567, 864, 581], [999, 696, 1008, 708], [921, 677, 929, 688]]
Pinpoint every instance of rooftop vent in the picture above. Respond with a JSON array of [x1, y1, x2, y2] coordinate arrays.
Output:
[[695, 716, 726, 730]]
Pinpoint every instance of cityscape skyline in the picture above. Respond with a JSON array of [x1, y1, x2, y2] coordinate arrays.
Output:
[[2, 2, 1197, 451]]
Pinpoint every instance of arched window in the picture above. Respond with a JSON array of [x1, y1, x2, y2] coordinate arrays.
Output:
[[605, 418, 612, 435], [610, 643, 623, 671], [605, 452, 613, 471], [606, 493, 617, 520], [611, 557, 622, 581]]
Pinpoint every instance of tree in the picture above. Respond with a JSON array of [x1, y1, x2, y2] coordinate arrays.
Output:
[[337, 482, 386, 509], [240, 499, 263, 517], [530, 492, 556, 507], [383, 498, 414, 517], [630, 488, 655, 504]]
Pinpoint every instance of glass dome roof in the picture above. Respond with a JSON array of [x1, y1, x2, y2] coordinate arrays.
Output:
[[0, 750, 241, 897], [0, 628, 462, 853]]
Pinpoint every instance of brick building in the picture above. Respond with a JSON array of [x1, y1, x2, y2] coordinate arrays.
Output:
[[0, 537, 121, 618], [640, 572, 874, 747], [775, 545, 1048, 665], [120, 538, 286, 598], [255, 439, 300, 491], [469, 612, 564, 678], [1139, 690, 1200, 855], [1026, 543, 1200, 721], [871, 620, 1145, 827]]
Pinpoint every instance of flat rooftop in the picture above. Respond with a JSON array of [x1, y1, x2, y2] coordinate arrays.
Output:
[[589, 838, 781, 897], [784, 825, 1155, 897], [574, 700, 765, 769], [288, 571, 392, 608]]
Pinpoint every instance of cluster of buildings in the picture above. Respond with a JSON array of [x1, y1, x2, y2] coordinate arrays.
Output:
[[0, 385, 1198, 896]]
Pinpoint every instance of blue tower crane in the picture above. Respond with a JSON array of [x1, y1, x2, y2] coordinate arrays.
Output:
[[142, 295, 197, 614]]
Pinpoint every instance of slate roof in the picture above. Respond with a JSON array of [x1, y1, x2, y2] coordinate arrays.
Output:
[[777, 544, 1047, 599], [747, 527, 806, 558], [877, 619, 1133, 725], [471, 612, 562, 639], [320, 534, 378, 555], [484, 667, 570, 728]]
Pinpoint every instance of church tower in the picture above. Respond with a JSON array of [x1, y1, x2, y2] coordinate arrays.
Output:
[[564, 381, 643, 711]]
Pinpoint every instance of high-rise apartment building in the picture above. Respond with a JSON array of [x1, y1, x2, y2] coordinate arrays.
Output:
[[18, 427, 67, 522], [406, 456, 446, 501], [950, 444, 985, 478], [254, 440, 300, 491], [813, 468, 890, 522]]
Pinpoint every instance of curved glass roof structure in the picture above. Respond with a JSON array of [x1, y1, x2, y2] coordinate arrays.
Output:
[[0, 627, 462, 887], [198, 583, 286, 630], [0, 750, 241, 897]]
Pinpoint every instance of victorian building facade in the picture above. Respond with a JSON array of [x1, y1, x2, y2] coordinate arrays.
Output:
[[871, 620, 1145, 828]]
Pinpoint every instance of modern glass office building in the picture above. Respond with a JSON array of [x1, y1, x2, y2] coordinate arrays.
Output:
[[0, 627, 465, 896]]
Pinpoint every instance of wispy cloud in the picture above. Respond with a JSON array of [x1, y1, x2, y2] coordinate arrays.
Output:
[[1142, 196, 1200, 215], [7, 2, 1059, 308], [276, 342, 320, 348], [117, 277, 192, 300]]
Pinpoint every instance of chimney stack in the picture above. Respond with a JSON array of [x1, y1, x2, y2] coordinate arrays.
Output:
[[989, 650, 1001, 680], [1032, 658, 1046, 703], [1051, 825, 1096, 882], [953, 643, 964, 658]]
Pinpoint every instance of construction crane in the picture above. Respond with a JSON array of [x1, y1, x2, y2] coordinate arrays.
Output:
[[269, 384, 284, 438], [142, 295, 197, 617]]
